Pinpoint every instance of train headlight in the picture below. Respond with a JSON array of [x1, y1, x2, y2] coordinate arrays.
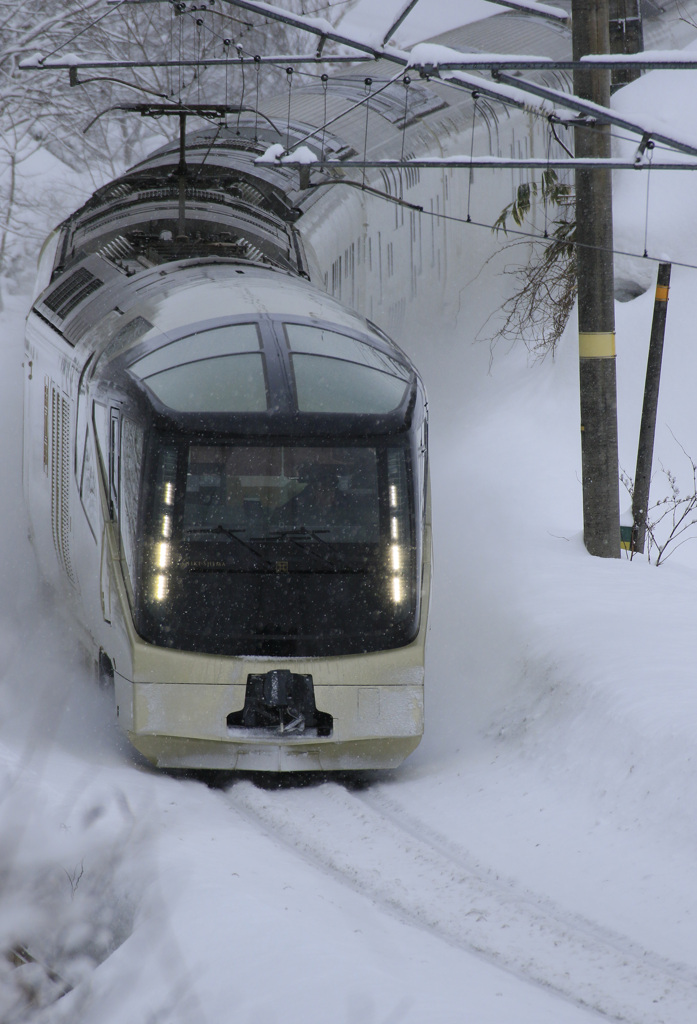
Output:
[[156, 541, 170, 569], [153, 573, 168, 601]]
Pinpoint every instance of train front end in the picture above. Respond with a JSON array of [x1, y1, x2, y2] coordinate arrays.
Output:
[[99, 267, 430, 771]]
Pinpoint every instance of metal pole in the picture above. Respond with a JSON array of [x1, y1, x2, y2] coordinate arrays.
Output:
[[177, 111, 187, 239], [631, 263, 671, 554], [573, 0, 621, 558], [609, 0, 644, 92]]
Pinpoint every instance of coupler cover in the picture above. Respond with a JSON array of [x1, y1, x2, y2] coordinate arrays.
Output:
[[227, 670, 333, 736]]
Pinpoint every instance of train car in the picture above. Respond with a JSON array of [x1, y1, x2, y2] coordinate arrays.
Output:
[[22, 8, 578, 771]]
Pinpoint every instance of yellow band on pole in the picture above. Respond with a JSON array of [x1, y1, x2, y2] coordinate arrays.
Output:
[[579, 331, 616, 358], [655, 285, 670, 301]]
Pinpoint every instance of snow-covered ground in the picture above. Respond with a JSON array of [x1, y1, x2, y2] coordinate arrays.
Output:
[[5, 10, 697, 1024]]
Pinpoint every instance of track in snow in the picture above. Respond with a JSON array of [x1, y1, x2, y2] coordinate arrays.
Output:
[[224, 779, 697, 1024]]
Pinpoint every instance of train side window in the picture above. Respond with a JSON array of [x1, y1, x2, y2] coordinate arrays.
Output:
[[109, 409, 120, 521], [92, 401, 109, 494], [120, 417, 144, 596], [94, 401, 120, 522], [79, 421, 99, 541]]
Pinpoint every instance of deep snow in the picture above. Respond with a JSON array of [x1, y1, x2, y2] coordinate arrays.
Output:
[[4, 5, 697, 1023]]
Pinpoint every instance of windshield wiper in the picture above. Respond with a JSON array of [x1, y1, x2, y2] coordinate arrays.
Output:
[[185, 525, 276, 569], [256, 526, 347, 571]]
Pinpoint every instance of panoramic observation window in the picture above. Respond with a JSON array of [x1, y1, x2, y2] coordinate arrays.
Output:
[[129, 323, 267, 412], [285, 324, 411, 414], [136, 438, 419, 657], [130, 323, 260, 378]]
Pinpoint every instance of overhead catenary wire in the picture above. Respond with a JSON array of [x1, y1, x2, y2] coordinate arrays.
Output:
[[362, 78, 371, 189], [285, 65, 293, 150], [35, 0, 129, 64], [643, 144, 655, 258], [420, 204, 697, 274], [237, 46, 247, 134], [466, 92, 479, 223], [23, 0, 697, 267], [400, 76, 410, 163], [254, 53, 261, 140]]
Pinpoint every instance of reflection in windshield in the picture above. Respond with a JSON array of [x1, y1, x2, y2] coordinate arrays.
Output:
[[183, 445, 380, 547]]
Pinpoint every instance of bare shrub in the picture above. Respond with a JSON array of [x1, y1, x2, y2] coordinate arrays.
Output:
[[621, 439, 697, 565], [490, 170, 576, 359]]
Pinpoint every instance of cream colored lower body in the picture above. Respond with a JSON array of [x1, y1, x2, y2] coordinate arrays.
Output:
[[114, 645, 425, 772]]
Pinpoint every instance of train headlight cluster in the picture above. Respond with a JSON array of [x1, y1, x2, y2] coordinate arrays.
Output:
[[150, 447, 177, 603], [387, 453, 408, 605]]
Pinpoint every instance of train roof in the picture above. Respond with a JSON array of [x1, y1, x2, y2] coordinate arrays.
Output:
[[108, 262, 377, 338]]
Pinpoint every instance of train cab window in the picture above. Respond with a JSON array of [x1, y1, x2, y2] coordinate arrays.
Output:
[[136, 438, 420, 657], [284, 324, 410, 414]]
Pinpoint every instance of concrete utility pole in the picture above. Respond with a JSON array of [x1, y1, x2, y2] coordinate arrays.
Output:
[[572, 0, 621, 558]]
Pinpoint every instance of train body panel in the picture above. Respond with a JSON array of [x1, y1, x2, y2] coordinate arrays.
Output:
[[23, 10, 574, 771]]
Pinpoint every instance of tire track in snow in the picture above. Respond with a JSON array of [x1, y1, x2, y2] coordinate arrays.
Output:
[[225, 780, 697, 1024]]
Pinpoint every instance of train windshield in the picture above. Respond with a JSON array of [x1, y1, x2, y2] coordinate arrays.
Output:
[[135, 439, 421, 656]]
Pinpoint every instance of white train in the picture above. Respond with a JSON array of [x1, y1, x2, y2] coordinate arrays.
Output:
[[22, 8, 574, 771]]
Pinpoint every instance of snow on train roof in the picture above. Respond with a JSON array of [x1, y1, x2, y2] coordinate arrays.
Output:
[[133, 265, 372, 337]]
